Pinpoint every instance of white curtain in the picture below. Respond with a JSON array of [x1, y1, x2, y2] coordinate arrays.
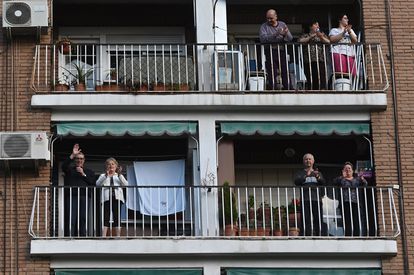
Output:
[[125, 159, 185, 216]]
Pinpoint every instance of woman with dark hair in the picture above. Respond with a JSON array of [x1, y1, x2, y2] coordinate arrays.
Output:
[[329, 14, 358, 79], [96, 157, 128, 237], [298, 20, 330, 90], [334, 162, 367, 237]]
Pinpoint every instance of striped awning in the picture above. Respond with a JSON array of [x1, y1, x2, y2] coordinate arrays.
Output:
[[226, 268, 381, 275], [56, 122, 197, 137], [220, 122, 370, 136], [55, 269, 202, 275]]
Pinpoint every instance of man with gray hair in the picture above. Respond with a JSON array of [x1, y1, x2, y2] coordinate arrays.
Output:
[[259, 9, 293, 90], [294, 153, 326, 236]]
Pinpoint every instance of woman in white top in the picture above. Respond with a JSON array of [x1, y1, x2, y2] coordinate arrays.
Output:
[[96, 157, 128, 237], [329, 14, 358, 78]]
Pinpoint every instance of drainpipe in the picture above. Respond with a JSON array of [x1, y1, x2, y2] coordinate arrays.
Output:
[[384, 0, 409, 274]]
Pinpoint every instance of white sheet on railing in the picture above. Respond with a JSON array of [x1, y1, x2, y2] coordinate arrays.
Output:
[[125, 159, 185, 216]]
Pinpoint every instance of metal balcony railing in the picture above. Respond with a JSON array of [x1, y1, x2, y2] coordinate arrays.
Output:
[[29, 185, 399, 239], [31, 43, 388, 93]]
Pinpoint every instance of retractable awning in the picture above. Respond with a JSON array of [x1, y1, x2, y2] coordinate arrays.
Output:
[[226, 268, 381, 275], [56, 122, 197, 137], [220, 122, 370, 136], [55, 269, 202, 275]]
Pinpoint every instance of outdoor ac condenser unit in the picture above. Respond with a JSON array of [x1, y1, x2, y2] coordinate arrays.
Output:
[[2, 0, 48, 29], [0, 132, 49, 160]]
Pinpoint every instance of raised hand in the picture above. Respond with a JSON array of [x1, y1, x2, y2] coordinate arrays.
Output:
[[71, 143, 82, 158]]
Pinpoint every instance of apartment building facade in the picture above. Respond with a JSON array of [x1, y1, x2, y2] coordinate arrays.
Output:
[[0, 0, 412, 274]]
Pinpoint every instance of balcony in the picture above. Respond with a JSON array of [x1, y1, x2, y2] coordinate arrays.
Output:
[[30, 43, 388, 112], [30, 185, 399, 257]]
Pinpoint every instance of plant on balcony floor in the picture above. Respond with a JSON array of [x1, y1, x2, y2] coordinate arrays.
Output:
[[132, 80, 149, 92], [54, 74, 70, 91], [287, 198, 301, 235], [63, 63, 93, 91], [222, 181, 238, 236], [272, 206, 286, 236]]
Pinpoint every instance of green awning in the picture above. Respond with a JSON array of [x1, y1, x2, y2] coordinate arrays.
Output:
[[55, 269, 202, 275], [226, 268, 381, 275], [56, 122, 197, 137], [220, 122, 370, 136]]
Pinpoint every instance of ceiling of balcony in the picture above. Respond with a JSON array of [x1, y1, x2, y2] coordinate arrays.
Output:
[[55, 0, 355, 4]]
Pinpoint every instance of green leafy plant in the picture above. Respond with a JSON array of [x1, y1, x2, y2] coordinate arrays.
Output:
[[62, 63, 94, 85], [223, 182, 238, 225], [287, 198, 301, 214]]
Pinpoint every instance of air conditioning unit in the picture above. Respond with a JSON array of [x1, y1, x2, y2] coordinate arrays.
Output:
[[213, 50, 245, 91], [0, 132, 49, 160], [2, 0, 48, 29]]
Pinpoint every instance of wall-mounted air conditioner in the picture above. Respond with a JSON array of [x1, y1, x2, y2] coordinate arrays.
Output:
[[2, 0, 48, 31], [0, 132, 49, 160]]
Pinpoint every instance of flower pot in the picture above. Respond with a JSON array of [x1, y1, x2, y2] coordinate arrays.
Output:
[[239, 227, 249, 237], [152, 83, 166, 91], [95, 85, 104, 91], [58, 42, 71, 54], [288, 227, 300, 236], [289, 212, 301, 227], [224, 224, 238, 236], [74, 83, 86, 91], [54, 84, 69, 91], [273, 229, 284, 236], [136, 84, 149, 92]]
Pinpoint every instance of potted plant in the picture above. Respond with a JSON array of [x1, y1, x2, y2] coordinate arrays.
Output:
[[54, 74, 70, 91], [56, 37, 71, 54], [151, 81, 166, 91], [287, 198, 301, 236], [222, 181, 238, 236], [272, 206, 286, 236], [132, 81, 149, 92], [95, 80, 104, 91], [63, 63, 93, 91], [172, 82, 190, 91]]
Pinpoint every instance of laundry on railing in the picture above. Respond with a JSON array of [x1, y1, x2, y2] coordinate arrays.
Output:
[[125, 159, 186, 216]]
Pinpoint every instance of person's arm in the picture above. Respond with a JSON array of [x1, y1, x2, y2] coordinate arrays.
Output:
[[317, 32, 331, 44], [61, 157, 73, 174], [259, 24, 284, 43], [294, 171, 305, 186], [317, 172, 326, 185], [96, 174, 106, 186], [284, 27, 293, 42], [83, 169, 96, 186], [329, 28, 345, 43], [118, 174, 128, 186], [348, 29, 358, 43]]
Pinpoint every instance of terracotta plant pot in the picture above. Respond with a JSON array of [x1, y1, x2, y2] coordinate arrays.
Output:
[[288, 227, 300, 236], [239, 227, 249, 236], [95, 85, 104, 91], [58, 41, 71, 54], [289, 212, 302, 227], [74, 83, 86, 91], [273, 229, 284, 236], [224, 224, 238, 236], [136, 84, 149, 92], [54, 84, 69, 91], [152, 83, 166, 91]]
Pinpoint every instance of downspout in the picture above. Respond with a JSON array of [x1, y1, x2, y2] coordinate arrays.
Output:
[[3, 172, 6, 275], [384, 0, 409, 274]]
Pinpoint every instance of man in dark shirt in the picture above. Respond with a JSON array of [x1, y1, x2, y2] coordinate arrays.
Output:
[[259, 9, 293, 90], [62, 144, 95, 236], [294, 153, 326, 236]]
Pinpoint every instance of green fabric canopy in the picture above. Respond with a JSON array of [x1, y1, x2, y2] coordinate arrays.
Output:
[[220, 122, 370, 136], [56, 122, 197, 137], [225, 268, 381, 275], [55, 269, 202, 275]]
